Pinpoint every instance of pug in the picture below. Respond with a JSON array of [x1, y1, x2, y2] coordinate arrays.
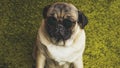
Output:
[[33, 2, 88, 68]]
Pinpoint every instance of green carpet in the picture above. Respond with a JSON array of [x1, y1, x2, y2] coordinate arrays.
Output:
[[0, 0, 120, 68]]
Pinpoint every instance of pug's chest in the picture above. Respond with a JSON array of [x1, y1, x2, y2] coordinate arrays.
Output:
[[46, 45, 82, 65]]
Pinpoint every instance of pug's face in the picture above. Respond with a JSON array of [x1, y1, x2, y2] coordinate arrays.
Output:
[[42, 2, 88, 42]]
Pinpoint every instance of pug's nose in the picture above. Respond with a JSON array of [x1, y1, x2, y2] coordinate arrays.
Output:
[[58, 24, 64, 29], [57, 24, 65, 35], [56, 24, 64, 32]]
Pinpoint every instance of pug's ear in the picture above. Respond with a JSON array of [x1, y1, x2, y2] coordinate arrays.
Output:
[[43, 5, 51, 19], [78, 11, 88, 29]]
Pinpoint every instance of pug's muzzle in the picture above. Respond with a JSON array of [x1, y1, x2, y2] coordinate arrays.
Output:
[[46, 23, 71, 42]]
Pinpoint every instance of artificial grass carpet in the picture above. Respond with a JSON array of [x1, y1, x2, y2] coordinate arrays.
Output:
[[0, 0, 120, 68]]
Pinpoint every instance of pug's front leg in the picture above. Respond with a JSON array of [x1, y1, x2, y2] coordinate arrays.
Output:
[[63, 64, 69, 68], [36, 53, 46, 68], [73, 58, 83, 68]]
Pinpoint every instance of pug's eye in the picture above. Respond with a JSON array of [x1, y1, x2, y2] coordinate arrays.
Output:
[[63, 19, 73, 28], [47, 17, 57, 25]]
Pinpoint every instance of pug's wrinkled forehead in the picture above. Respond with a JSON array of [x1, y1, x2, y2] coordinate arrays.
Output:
[[47, 2, 78, 22]]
